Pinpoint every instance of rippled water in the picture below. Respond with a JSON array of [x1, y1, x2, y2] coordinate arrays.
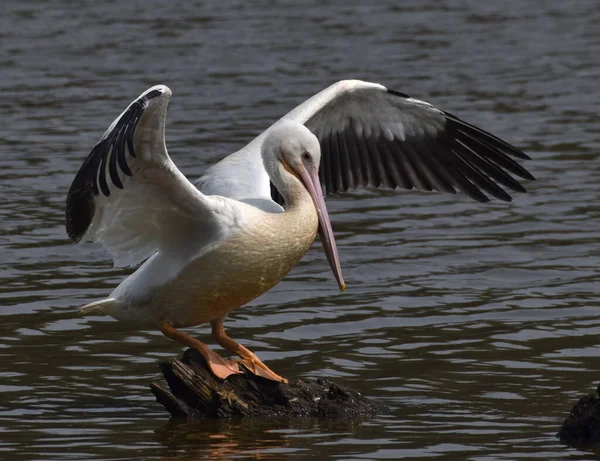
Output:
[[2, 0, 600, 459]]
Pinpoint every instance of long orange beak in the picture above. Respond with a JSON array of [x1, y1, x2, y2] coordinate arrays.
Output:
[[298, 164, 345, 291]]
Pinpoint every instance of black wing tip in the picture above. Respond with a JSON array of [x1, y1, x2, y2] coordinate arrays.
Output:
[[444, 112, 530, 159], [65, 177, 95, 243], [517, 150, 532, 161], [66, 141, 105, 242], [462, 182, 516, 203], [444, 113, 537, 194], [522, 171, 535, 181]]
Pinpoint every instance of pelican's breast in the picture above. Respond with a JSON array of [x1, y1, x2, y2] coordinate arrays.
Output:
[[154, 200, 319, 327]]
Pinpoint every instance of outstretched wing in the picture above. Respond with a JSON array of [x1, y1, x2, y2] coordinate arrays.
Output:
[[199, 80, 533, 205], [302, 81, 533, 202], [66, 86, 227, 267]]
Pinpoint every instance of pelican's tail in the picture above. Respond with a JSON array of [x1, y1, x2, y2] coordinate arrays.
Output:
[[79, 298, 118, 316]]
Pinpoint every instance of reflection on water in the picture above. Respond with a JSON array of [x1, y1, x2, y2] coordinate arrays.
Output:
[[1, 0, 600, 459], [155, 418, 368, 460]]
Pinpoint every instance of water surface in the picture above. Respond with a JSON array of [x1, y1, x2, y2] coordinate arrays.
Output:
[[1, 1, 600, 459]]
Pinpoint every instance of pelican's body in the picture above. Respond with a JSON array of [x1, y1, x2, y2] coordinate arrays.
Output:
[[104, 189, 318, 328], [67, 80, 534, 382]]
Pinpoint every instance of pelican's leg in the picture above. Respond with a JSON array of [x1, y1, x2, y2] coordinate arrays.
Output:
[[157, 320, 242, 380], [210, 318, 288, 384]]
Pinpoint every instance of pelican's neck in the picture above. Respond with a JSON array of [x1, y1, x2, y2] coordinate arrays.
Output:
[[264, 167, 318, 261], [273, 170, 312, 211]]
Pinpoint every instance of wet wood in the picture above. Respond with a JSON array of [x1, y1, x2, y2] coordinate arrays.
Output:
[[558, 383, 600, 446], [151, 348, 387, 419]]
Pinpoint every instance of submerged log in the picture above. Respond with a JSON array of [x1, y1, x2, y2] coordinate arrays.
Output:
[[558, 383, 600, 446], [151, 348, 387, 419]]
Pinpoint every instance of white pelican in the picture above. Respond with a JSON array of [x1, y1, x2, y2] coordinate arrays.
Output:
[[66, 80, 534, 383]]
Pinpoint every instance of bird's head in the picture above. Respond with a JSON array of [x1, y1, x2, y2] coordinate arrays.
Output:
[[278, 127, 321, 177]]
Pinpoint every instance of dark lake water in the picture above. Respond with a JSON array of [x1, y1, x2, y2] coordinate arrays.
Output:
[[2, 0, 600, 459]]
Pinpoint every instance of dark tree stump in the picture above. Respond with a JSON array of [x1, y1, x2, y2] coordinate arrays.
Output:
[[558, 383, 600, 446], [150, 348, 388, 420]]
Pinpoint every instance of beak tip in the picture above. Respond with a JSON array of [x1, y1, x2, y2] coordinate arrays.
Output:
[[339, 282, 346, 292]]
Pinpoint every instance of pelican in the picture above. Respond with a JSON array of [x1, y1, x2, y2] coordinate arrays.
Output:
[[66, 80, 534, 383]]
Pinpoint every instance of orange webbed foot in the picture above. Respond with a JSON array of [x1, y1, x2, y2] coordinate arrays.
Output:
[[202, 347, 243, 380], [157, 320, 243, 381], [210, 318, 288, 384]]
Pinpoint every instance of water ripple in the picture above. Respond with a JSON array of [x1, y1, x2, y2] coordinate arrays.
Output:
[[1, 0, 600, 459]]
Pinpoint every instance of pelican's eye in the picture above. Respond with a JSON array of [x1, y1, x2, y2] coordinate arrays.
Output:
[[302, 151, 311, 161]]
